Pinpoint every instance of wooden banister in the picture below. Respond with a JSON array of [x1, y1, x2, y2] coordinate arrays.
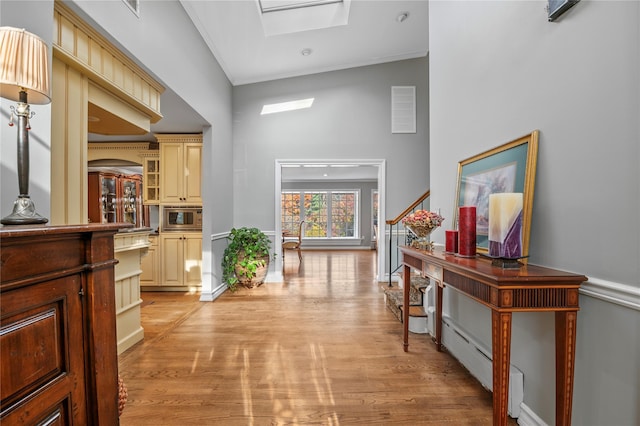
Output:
[[386, 190, 430, 225]]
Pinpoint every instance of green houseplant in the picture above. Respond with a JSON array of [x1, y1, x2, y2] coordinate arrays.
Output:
[[222, 227, 272, 291]]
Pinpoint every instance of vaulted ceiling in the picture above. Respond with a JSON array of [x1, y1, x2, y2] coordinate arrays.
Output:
[[89, 0, 429, 180]]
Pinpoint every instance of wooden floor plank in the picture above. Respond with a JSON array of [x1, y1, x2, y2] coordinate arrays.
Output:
[[119, 250, 516, 425]]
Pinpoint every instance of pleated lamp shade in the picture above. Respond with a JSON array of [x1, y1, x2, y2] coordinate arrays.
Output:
[[0, 26, 51, 105]]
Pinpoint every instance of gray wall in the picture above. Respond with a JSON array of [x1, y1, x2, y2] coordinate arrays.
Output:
[[429, 2, 639, 424], [232, 57, 429, 232], [0, 1, 53, 220]]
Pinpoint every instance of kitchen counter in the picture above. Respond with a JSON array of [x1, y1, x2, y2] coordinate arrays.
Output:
[[113, 228, 152, 354]]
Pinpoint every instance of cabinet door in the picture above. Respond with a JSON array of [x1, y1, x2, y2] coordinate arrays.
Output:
[[160, 234, 184, 286], [184, 234, 202, 287], [1, 276, 87, 425], [121, 177, 139, 227], [140, 236, 159, 286], [160, 143, 184, 204], [143, 156, 160, 204], [184, 144, 202, 204]]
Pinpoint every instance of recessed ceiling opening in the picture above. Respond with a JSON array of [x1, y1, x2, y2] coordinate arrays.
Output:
[[257, 0, 351, 36], [259, 0, 343, 14]]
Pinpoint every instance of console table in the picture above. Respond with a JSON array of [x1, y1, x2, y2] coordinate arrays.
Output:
[[399, 246, 587, 426]]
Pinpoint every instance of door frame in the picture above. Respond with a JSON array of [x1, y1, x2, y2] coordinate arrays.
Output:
[[273, 158, 386, 282]]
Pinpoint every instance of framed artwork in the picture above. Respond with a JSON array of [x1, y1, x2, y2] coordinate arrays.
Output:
[[453, 130, 539, 257], [548, 0, 580, 22]]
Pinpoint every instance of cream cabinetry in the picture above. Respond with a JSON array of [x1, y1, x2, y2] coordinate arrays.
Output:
[[157, 134, 202, 205], [140, 234, 160, 287], [160, 233, 202, 288], [113, 230, 150, 354]]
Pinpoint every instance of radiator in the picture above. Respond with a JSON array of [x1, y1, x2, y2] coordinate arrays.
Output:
[[440, 314, 524, 418]]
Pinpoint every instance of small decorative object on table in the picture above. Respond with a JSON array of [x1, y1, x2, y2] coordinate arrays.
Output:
[[445, 230, 459, 254], [402, 210, 444, 251], [457, 206, 477, 257], [488, 193, 525, 268]]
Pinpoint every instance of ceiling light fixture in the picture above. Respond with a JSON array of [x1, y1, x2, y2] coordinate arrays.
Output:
[[396, 12, 409, 23], [301, 48, 312, 56], [261, 98, 314, 115]]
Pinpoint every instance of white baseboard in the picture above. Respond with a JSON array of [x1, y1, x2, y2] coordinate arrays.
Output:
[[199, 283, 227, 301], [517, 402, 548, 426]]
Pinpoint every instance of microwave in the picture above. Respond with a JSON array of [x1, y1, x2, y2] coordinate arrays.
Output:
[[162, 206, 202, 231]]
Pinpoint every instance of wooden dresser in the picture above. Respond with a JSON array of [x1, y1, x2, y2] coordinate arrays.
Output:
[[1, 224, 128, 425]]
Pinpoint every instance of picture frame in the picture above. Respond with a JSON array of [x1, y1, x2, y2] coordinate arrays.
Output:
[[453, 130, 539, 258], [548, 0, 580, 22]]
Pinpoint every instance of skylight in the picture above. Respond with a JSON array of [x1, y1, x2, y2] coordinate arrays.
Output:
[[257, 0, 351, 37], [259, 0, 343, 13], [261, 98, 314, 115]]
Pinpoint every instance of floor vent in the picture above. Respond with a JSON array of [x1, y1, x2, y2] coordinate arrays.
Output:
[[441, 314, 524, 418]]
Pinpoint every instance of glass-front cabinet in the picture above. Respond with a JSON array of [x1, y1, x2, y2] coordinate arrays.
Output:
[[142, 155, 160, 204], [121, 174, 143, 226], [88, 172, 118, 224], [88, 171, 144, 227]]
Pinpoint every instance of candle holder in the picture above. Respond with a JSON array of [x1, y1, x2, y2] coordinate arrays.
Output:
[[488, 256, 528, 269]]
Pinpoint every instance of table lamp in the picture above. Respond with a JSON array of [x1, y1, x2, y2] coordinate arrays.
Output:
[[0, 26, 51, 224]]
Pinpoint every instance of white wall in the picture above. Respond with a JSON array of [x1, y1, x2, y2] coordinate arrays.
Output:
[[429, 1, 639, 424], [232, 57, 429, 232]]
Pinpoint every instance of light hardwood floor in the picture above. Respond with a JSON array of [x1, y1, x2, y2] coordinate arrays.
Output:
[[119, 250, 516, 425]]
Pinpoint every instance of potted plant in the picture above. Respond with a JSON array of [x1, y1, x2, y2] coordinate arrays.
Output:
[[222, 227, 272, 291]]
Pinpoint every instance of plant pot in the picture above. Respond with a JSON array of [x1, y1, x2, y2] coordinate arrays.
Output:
[[234, 253, 270, 288]]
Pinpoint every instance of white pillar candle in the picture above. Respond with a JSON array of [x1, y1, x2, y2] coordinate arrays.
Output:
[[488, 193, 523, 258]]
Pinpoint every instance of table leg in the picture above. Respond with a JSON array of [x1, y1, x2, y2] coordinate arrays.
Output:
[[491, 310, 512, 426], [555, 311, 578, 426], [403, 264, 410, 352], [435, 280, 443, 351]]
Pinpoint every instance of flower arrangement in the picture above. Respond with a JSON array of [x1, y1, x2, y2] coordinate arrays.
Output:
[[402, 210, 445, 249], [402, 209, 444, 232]]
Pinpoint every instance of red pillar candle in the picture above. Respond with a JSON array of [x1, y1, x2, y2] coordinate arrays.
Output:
[[458, 206, 476, 257], [445, 230, 459, 253]]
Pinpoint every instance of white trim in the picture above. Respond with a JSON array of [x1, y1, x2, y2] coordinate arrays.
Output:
[[199, 283, 227, 302], [275, 159, 386, 282], [516, 402, 548, 426], [579, 277, 640, 311], [211, 232, 229, 241]]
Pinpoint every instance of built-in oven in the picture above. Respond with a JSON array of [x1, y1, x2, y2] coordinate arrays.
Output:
[[161, 206, 202, 231]]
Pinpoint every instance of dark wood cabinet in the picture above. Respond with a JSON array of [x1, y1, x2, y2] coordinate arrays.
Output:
[[89, 172, 144, 227], [1, 224, 127, 425]]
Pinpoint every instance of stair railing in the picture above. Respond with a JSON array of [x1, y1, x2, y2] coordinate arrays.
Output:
[[385, 190, 430, 287]]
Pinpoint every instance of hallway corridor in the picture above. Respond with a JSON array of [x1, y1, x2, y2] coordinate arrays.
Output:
[[119, 250, 511, 425]]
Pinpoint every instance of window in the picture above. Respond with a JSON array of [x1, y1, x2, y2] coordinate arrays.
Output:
[[282, 190, 359, 239]]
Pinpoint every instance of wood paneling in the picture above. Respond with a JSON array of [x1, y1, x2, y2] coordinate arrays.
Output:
[[53, 2, 164, 124], [1, 224, 125, 425]]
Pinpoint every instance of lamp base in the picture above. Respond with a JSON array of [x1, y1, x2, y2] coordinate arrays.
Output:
[[1, 196, 48, 225]]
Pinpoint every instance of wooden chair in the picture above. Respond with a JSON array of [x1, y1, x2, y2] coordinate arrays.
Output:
[[282, 221, 304, 262]]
